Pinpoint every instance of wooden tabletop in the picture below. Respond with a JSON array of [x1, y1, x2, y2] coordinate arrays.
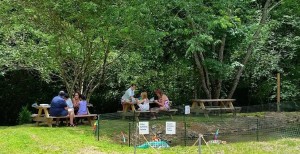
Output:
[[34, 105, 50, 109], [191, 99, 236, 102]]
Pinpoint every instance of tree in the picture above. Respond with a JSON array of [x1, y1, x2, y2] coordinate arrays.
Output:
[[0, 0, 160, 100], [138, 0, 280, 99]]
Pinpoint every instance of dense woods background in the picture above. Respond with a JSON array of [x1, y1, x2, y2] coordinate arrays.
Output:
[[0, 0, 299, 125]]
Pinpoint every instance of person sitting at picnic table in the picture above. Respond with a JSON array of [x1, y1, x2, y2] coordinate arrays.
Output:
[[50, 91, 75, 127], [77, 95, 88, 115], [150, 89, 170, 119], [64, 93, 75, 115], [72, 92, 81, 114], [154, 89, 170, 111], [136, 92, 150, 111], [64, 93, 73, 110], [121, 84, 137, 111]]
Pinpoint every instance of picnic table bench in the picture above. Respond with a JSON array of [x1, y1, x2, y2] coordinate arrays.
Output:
[[31, 104, 97, 127], [190, 99, 241, 117]]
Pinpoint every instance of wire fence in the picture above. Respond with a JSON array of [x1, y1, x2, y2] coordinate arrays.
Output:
[[94, 103, 300, 149]]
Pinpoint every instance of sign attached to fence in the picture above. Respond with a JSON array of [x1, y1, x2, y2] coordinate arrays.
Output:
[[166, 121, 176, 134], [185, 105, 190, 114], [139, 122, 149, 134]]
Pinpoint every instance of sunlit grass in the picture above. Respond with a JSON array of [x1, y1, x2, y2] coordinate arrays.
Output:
[[0, 123, 299, 154]]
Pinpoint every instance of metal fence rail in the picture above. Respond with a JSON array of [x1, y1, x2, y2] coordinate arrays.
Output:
[[94, 104, 300, 148]]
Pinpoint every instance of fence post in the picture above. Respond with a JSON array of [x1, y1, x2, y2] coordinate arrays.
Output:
[[133, 111, 135, 123], [256, 119, 259, 142], [277, 72, 281, 112], [184, 104, 187, 146], [198, 134, 202, 154], [97, 114, 100, 141], [129, 122, 131, 147], [134, 123, 138, 154]]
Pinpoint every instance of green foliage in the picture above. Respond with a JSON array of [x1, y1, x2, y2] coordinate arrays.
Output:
[[0, 69, 59, 125], [203, 58, 232, 79], [279, 80, 300, 102], [241, 0, 300, 104], [18, 105, 32, 125], [0, 0, 299, 109]]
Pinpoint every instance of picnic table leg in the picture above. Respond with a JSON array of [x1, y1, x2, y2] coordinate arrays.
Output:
[[191, 102, 198, 115], [199, 102, 205, 109], [87, 117, 94, 126], [191, 102, 197, 108], [43, 108, 50, 117], [227, 102, 235, 116], [199, 102, 206, 116], [134, 112, 139, 121], [203, 109, 209, 118], [130, 104, 135, 111], [36, 109, 43, 126], [122, 104, 129, 119], [220, 101, 226, 108], [47, 118, 53, 127], [123, 103, 128, 112], [228, 102, 234, 108]]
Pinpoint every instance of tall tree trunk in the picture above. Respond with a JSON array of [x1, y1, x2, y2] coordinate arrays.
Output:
[[187, 14, 212, 99], [213, 34, 226, 99], [227, 0, 272, 98], [193, 52, 211, 98]]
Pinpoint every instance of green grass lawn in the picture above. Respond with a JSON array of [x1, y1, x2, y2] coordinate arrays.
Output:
[[0, 122, 299, 154]]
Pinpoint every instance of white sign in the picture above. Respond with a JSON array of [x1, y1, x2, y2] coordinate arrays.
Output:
[[166, 121, 176, 134], [139, 122, 149, 134], [185, 105, 190, 114]]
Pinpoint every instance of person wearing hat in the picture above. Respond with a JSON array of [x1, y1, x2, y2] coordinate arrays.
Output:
[[50, 91, 75, 126]]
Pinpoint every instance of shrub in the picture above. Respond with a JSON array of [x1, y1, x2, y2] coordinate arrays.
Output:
[[18, 105, 32, 124]]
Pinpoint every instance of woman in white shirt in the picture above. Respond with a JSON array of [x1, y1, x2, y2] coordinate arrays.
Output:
[[136, 92, 150, 111]]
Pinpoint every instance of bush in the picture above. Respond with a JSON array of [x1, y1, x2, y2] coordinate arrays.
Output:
[[18, 105, 32, 124]]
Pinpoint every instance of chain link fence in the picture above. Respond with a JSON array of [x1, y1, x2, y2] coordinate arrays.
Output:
[[94, 103, 300, 148]]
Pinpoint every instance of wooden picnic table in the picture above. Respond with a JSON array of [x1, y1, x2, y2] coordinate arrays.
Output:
[[32, 104, 96, 127], [190, 99, 239, 117], [31, 105, 52, 127], [120, 101, 178, 120]]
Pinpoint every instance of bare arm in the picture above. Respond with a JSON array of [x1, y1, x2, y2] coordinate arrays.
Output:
[[161, 94, 168, 105], [137, 98, 147, 104], [155, 97, 165, 107]]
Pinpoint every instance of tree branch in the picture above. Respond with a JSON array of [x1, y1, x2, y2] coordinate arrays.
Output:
[[227, 0, 272, 98]]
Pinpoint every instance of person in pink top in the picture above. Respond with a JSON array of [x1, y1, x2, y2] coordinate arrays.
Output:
[[150, 89, 170, 119], [154, 89, 170, 111]]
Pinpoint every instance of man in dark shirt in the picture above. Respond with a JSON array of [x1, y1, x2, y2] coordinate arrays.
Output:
[[50, 91, 68, 116], [50, 91, 75, 126]]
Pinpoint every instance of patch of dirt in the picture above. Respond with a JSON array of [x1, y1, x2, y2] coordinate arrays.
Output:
[[113, 112, 300, 145]]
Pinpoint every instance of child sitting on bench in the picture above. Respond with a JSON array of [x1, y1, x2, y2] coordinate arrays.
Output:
[[136, 92, 150, 111]]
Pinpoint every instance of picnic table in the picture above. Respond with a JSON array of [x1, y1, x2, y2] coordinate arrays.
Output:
[[31, 104, 52, 127], [190, 99, 241, 117], [120, 102, 149, 120], [31, 104, 97, 127], [120, 101, 178, 120]]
